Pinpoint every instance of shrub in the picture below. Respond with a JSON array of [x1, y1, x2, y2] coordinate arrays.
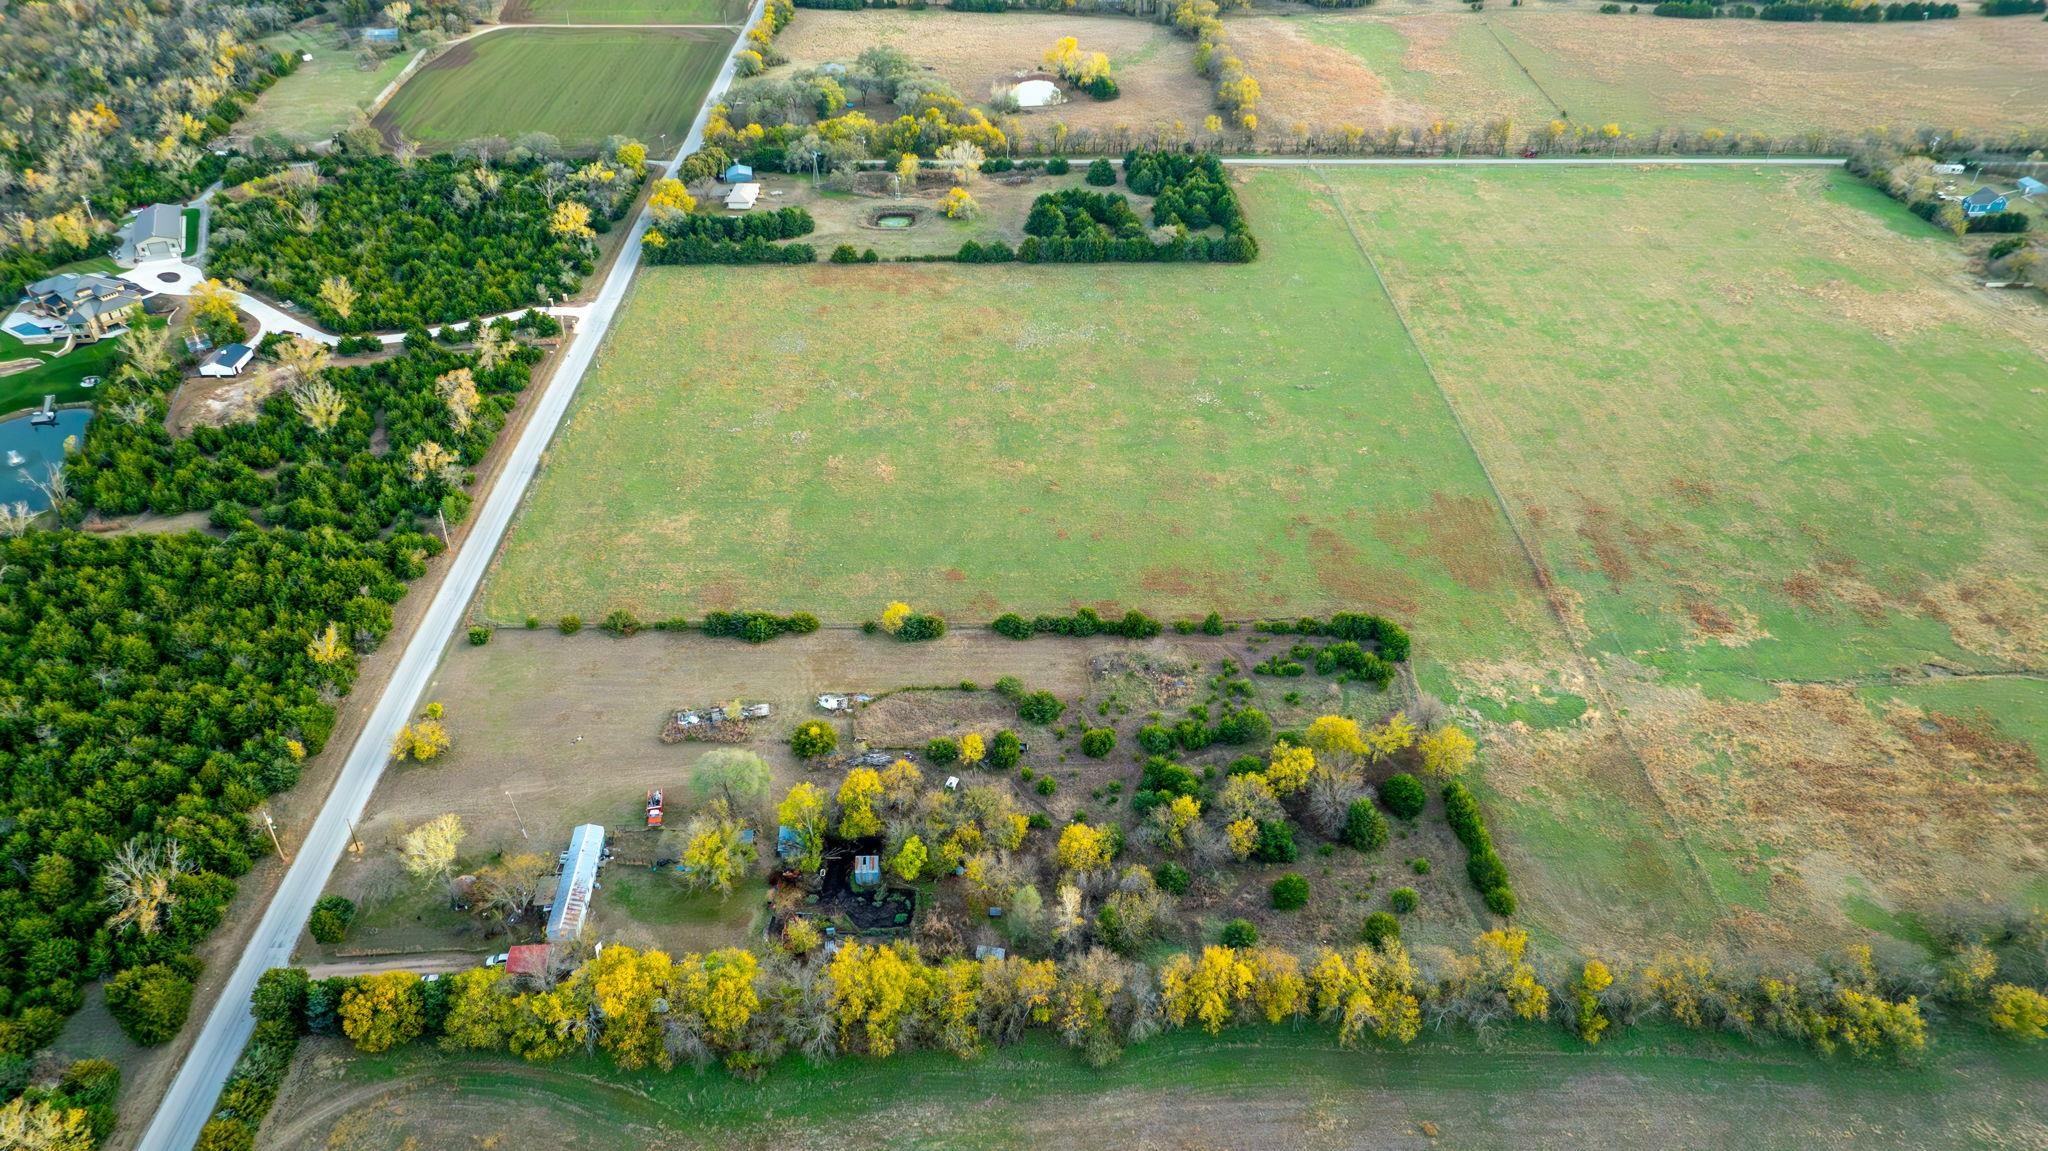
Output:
[[1411, 857, 1432, 875], [557, 614, 583, 635], [1253, 819, 1297, 864], [991, 612, 1033, 639], [1214, 706, 1271, 745], [1390, 887, 1420, 914], [893, 612, 947, 641], [702, 609, 820, 643], [1484, 885, 1519, 917], [1036, 776, 1058, 796], [1380, 774, 1427, 819], [1017, 690, 1065, 725], [1136, 723, 1175, 755], [1080, 728, 1116, 758], [466, 625, 490, 646], [830, 244, 860, 263], [105, 964, 197, 1046], [1270, 873, 1310, 910], [1220, 919, 1259, 947], [791, 719, 838, 759], [601, 608, 642, 637], [525, 615, 540, 629], [926, 736, 961, 764], [1467, 848, 1509, 892], [1154, 860, 1191, 894], [1085, 158, 1117, 186], [1343, 798, 1389, 852], [989, 729, 1023, 770], [1361, 911, 1401, 949], [1442, 781, 1488, 850], [1045, 156, 1071, 174], [307, 895, 357, 944], [251, 968, 311, 1038]]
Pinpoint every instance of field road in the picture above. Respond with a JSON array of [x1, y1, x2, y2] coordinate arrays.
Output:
[[1222, 155, 1845, 167], [128, 3, 765, 1149]]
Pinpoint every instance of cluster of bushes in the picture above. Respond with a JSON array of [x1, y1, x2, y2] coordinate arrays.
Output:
[[990, 608, 1163, 640], [1015, 152, 1257, 264], [1980, 0, 2044, 12], [308, 895, 358, 944], [702, 609, 824, 643], [1254, 612, 1411, 661], [0, 1057, 120, 1147], [706, 57, 1008, 172], [1443, 781, 1516, 917], [644, 207, 818, 265], [830, 244, 882, 263], [1136, 705, 1273, 756], [1964, 211, 2032, 234], [1125, 152, 1247, 236], [994, 676, 1064, 726], [1650, 0, 1716, 14], [1313, 641, 1396, 688], [1761, 0, 1957, 17], [209, 151, 629, 332]]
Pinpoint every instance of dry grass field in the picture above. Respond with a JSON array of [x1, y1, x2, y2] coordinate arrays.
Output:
[[1278, 10, 2048, 137], [773, 9, 1213, 135]]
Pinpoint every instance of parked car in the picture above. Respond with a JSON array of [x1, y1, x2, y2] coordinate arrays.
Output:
[[485, 952, 509, 968], [79, 376, 100, 389]]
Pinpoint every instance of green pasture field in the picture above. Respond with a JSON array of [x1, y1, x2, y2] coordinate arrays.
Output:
[[485, 168, 1556, 670], [1330, 166, 2048, 691], [264, 1025, 2048, 1150], [373, 28, 732, 152], [502, 0, 749, 23], [242, 28, 414, 144]]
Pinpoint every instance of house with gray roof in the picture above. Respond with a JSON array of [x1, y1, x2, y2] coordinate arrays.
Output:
[[6, 273, 145, 345], [117, 204, 185, 265]]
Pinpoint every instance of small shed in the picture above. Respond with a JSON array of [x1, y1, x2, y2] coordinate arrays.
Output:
[[974, 945, 1007, 961], [724, 182, 761, 211], [505, 944, 551, 977], [363, 26, 400, 43], [2018, 176, 2047, 198], [199, 343, 253, 378], [723, 163, 754, 183], [1962, 186, 2009, 216], [852, 854, 881, 887], [1930, 162, 1967, 175]]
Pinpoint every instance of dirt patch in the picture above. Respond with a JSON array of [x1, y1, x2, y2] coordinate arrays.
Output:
[[772, 10, 1213, 139], [854, 689, 1020, 748], [1919, 570, 2048, 666], [168, 372, 278, 434], [1307, 526, 1423, 616], [1377, 492, 1529, 593], [1571, 496, 1632, 588]]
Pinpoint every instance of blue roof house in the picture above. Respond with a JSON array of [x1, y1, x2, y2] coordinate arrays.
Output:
[[1961, 187, 2008, 217], [723, 163, 754, 183]]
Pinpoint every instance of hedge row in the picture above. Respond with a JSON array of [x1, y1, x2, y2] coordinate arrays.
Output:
[[990, 609, 1164, 640], [1443, 781, 1517, 917], [1253, 612, 1411, 662], [702, 609, 824, 643], [195, 968, 309, 1151]]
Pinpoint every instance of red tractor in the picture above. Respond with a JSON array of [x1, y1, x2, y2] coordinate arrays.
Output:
[[645, 788, 664, 829]]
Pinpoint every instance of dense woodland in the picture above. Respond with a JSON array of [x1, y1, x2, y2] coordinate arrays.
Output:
[[208, 148, 642, 332], [0, 0, 299, 297], [0, 323, 544, 1078]]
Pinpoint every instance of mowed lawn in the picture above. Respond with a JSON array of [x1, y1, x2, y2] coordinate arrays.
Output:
[[374, 28, 731, 152], [503, 0, 749, 22], [242, 28, 413, 144], [485, 168, 1555, 668]]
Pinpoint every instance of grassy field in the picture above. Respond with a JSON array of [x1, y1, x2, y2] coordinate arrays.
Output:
[[486, 169, 1553, 670], [374, 28, 732, 152], [1264, 10, 2048, 137], [263, 1025, 2048, 1150], [503, 0, 750, 22], [241, 28, 414, 144], [0, 317, 155, 417]]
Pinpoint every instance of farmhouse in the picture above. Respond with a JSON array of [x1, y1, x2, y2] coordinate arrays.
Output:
[[724, 182, 761, 211], [1962, 186, 2009, 216], [545, 823, 607, 943], [117, 204, 185, 265], [199, 343, 254, 378], [5, 273, 145, 345]]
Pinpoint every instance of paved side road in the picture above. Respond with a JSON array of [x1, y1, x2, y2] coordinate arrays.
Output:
[[129, 4, 766, 1149], [1222, 155, 1845, 167]]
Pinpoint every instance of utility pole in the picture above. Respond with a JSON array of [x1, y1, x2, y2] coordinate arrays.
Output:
[[260, 810, 287, 863], [505, 790, 529, 840], [344, 815, 365, 856]]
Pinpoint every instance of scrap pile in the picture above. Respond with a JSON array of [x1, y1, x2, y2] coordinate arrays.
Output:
[[659, 701, 772, 744]]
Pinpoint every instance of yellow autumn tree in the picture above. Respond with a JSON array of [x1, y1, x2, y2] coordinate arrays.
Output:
[[318, 274, 356, 321], [1305, 715, 1367, 764], [582, 944, 675, 1070], [675, 948, 761, 1055], [778, 782, 828, 871], [341, 971, 425, 1053], [1160, 946, 1253, 1034], [614, 139, 648, 175], [1989, 984, 2048, 1041], [942, 186, 977, 220], [837, 768, 884, 838], [550, 200, 594, 240], [1265, 742, 1315, 795], [959, 732, 985, 767], [1575, 959, 1614, 1044], [1247, 948, 1307, 1024], [892, 834, 928, 882], [680, 799, 756, 898], [306, 622, 348, 665], [1307, 944, 1423, 1044], [1418, 724, 1477, 779], [648, 177, 695, 220], [826, 941, 926, 1056], [1364, 713, 1417, 764], [1056, 822, 1112, 873], [1225, 817, 1258, 860], [1154, 793, 1201, 851], [880, 601, 913, 634]]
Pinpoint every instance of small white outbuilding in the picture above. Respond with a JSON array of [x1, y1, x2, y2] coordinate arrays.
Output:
[[1011, 79, 1063, 109]]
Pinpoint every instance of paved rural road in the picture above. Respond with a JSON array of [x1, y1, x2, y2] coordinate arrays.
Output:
[[1222, 155, 1845, 167], [1220, 156, 1851, 167], [130, 5, 765, 1149]]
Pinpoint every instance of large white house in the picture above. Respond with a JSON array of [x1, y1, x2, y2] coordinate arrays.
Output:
[[4, 273, 145, 345]]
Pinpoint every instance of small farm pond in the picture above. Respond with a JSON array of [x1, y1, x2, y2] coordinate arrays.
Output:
[[0, 407, 89, 511]]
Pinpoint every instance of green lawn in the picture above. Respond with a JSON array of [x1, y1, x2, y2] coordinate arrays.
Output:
[[374, 28, 733, 152], [272, 1024, 2048, 1150], [243, 28, 414, 144], [0, 322, 148, 418], [182, 208, 201, 257], [504, 0, 749, 23], [484, 168, 1556, 669]]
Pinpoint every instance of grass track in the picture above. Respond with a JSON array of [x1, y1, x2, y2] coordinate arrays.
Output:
[[375, 28, 732, 152], [268, 1025, 2048, 1150]]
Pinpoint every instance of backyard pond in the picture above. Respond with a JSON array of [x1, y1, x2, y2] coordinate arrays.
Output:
[[0, 407, 89, 511]]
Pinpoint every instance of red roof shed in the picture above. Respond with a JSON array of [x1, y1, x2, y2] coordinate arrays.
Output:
[[506, 944, 550, 977]]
